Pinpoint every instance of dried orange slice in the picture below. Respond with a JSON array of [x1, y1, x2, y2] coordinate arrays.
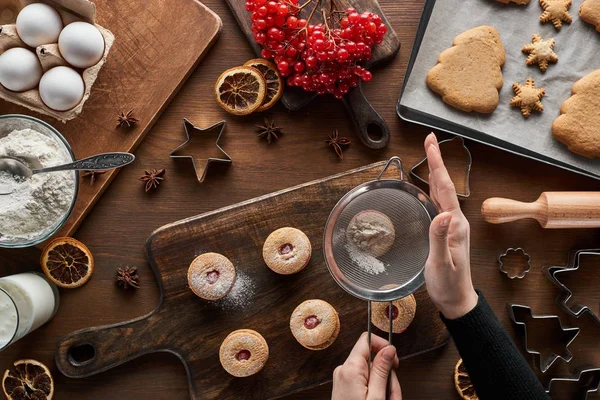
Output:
[[2, 359, 54, 400], [40, 237, 94, 289], [215, 66, 266, 116], [244, 59, 283, 112], [454, 358, 479, 400]]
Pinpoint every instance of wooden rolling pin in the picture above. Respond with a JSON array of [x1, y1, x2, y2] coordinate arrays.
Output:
[[481, 192, 600, 228]]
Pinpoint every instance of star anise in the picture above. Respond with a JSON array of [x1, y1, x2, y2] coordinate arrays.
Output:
[[81, 170, 106, 186], [116, 266, 140, 290], [256, 118, 283, 144], [326, 129, 351, 159], [139, 169, 165, 192], [117, 109, 139, 128]]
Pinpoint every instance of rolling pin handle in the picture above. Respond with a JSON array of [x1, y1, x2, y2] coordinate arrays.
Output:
[[481, 197, 546, 227]]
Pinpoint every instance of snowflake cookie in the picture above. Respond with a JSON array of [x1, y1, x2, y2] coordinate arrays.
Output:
[[522, 34, 558, 71], [540, 0, 573, 29], [510, 78, 546, 118]]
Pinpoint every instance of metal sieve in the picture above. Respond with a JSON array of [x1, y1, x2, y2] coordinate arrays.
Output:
[[323, 156, 438, 350]]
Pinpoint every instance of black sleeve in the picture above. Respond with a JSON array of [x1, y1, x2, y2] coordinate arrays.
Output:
[[441, 290, 550, 400]]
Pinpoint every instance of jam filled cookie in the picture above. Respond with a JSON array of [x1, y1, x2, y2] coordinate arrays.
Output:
[[187, 252, 236, 300], [219, 329, 269, 377], [346, 210, 396, 257], [262, 227, 311, 275], [371, 294, 417, 334], [290, 299, 340, 350]]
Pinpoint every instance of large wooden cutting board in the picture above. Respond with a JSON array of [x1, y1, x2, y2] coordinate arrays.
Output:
[[55, 161, 450, 400], [226, 0, 400, 149], [1, 0, 222, 238]]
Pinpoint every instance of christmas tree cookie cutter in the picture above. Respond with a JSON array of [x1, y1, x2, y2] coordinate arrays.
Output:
[[170, 119, 232, 183], [410, 136, 472, 198], [498, 247, 531, 279], [547, 368, 600, 399], [508, 304, 580, 373]]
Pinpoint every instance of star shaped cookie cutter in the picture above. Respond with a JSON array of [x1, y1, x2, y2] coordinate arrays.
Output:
[[508, 304, 580, 373], [410, 136, 472, 198], [547, 368, 600, 399], [498, 247, 531, 279], [170, 119, 232, 183], [543, 249, 600, 324]]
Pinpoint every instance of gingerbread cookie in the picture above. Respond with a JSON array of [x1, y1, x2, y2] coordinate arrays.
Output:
[[495, 0, 530, 4], [522, 34, 558, 72], [346, 210, 395, 258], [290, 299, 340, 350], [553, 69, 600, 158], [219, 329, 269, 377], [263, 227, 311, 275], [188, 252, 236, 301], [540, 0, 573, 29], [510, 78, 546, 118], [426, 26, 505, 113], [371, 294, 417, 334], [580, 0, 600, 32]]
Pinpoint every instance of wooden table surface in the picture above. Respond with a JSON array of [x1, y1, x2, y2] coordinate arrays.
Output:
[[1, 0, 600, 399]]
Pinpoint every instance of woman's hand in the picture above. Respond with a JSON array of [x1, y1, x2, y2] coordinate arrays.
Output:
[[332, 332, 402, 400], [424, 133, 478, 320]]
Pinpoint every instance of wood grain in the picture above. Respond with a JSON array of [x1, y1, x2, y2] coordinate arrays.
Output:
[[1, 0, 222, 240], [54, 162, 450, 399], [226, 0, 400, 149], [1, 0, 600, 399]]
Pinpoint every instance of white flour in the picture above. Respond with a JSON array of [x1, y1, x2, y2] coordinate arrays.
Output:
[[345, 241, 387, 275], [0, 129, 75, 242], [218, 271, 255, 310]]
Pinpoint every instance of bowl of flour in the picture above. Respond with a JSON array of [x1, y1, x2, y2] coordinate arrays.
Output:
[[0, 115, 78, 248]]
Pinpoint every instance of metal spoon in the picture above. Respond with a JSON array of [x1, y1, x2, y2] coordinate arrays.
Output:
[[0, 152, 135, 194]]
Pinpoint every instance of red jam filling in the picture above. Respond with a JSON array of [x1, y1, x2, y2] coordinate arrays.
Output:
[[206, 270, 220, 284], [385, 305, 399, 320], [279, 243, 294, 255], [304, 315, 320, 329], [236, 350, 251, 361]]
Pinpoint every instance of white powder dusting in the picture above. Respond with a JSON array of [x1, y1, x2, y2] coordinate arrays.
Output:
[[218, 271, 256, 310], [345, 241, 387, 275], [0, 129, 75, 242]]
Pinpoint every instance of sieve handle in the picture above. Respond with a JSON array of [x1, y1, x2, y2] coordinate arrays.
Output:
[[377, 156, 404, 181]]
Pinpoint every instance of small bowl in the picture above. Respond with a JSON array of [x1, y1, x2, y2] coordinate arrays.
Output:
[[0, 114, 78, 248]]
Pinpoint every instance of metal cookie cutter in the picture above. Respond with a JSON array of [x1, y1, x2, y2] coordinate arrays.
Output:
[[547, 368, 600, 399], [508, 304, 580, 373], [410, 136, 472, 198], [543, 249, 600, 324], [498, 247, 531, 279], [170, 119, 232, 183]]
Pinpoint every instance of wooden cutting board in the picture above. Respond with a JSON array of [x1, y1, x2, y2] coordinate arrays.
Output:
[[226, 0, 400, 149], [55, 161, 450, 400], [1, 0, 222, 239]]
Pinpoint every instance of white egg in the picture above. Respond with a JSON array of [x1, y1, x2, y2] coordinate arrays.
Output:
[[0, 47, 42, 92], [16, 3, 63, 47], [39, 66, 85, 111], [58, 22, 105, 69]]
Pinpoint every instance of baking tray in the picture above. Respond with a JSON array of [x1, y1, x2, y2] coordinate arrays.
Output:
[[396, 0, 600, 181]]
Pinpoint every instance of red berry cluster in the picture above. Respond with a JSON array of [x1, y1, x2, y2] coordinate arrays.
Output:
[[245, 0, 387, 99]]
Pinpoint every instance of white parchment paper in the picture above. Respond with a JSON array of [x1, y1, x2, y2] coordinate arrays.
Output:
[[400, 0, 600, 177]]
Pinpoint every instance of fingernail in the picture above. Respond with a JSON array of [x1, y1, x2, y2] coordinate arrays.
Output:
[[383, 346, 396, 362], [429, 144, 438, 154]]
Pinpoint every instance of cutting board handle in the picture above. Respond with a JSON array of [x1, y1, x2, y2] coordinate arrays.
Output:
[[55, 313, 162, 378], [344, 83, 390, 149]]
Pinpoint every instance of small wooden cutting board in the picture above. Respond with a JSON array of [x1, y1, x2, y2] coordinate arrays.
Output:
[[55, 161, 450, 400], [2, 0, 222, 239]]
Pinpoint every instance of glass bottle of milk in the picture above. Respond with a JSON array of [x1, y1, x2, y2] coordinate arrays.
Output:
[[0, 272, 59, 350]]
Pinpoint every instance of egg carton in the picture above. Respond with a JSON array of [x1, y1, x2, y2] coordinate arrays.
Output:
[[0, 0, 114, 122]]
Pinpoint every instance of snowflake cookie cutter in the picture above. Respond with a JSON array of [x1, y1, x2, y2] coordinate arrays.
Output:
[[543, 249, 600, 324], [508, 304, 580, 373], [547, 368, 600, 399], [170, 119, 232, 183], [410, 136, 472, 198], [498, 247, 531, 279]]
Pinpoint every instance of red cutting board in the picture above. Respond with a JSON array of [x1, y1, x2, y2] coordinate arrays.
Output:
[[55, 161, 450, 400], [1, 0, 222, 239]]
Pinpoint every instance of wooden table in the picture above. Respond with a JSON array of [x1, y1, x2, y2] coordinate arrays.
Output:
[[1, 0, 600, 399]]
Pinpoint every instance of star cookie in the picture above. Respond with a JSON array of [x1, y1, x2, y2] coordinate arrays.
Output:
[[540, 0, 573, 29], [510, 78, 546, 118], [522, 34, 558, 71]]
